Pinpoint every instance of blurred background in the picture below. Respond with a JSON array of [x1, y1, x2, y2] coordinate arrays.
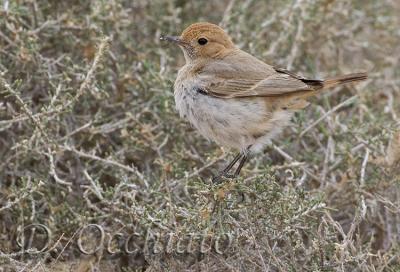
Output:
[[0, 0, 399, 271]]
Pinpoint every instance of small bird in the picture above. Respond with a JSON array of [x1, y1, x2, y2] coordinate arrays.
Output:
[[161, 22, 367, 183]]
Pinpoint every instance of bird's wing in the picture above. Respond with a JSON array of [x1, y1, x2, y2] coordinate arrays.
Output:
[[208, 73, 315, 98], [198, 54, 323, 98]]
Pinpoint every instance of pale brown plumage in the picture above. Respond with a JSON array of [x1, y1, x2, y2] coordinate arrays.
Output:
[[161, 22, 367, 182], [191, 50, 366, 101]]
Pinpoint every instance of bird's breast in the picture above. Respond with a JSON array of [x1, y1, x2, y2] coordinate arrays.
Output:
[[173, 74, 291, 151]]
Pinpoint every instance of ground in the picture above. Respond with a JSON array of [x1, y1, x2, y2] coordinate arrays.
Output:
[[0, 0, 399, 271]]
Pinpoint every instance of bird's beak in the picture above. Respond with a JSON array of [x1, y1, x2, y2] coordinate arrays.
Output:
[[160, 35, 185, 46]]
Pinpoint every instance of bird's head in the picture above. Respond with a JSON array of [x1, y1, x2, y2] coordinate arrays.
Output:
[[161, 22, 235, 63]]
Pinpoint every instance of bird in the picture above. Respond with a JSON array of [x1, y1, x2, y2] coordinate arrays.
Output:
[[161, 22, 367, 183]]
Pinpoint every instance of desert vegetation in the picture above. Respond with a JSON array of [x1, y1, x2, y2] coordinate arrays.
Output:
[[0, 0, 399, 271]]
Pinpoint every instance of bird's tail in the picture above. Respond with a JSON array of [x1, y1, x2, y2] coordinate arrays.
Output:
[[289, 72, 368, 108], [322, 72, 367, 89]]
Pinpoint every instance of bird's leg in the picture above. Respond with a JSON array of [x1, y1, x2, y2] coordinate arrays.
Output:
[[221, 152, 242, 173], [229, 148, 250, 202], [224, 154, 249, 179], [225, 146, 251, 178], [230, 154, 249, 202], [234, 154, 248, 176], [212, 152, 242, 183]]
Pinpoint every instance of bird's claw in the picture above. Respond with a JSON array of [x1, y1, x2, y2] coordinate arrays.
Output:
[[212, 175, 223, 184], [212, 173, 237, 184]]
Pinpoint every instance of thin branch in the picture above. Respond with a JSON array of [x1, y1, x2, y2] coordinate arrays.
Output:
[[300, 95, 358, 137]]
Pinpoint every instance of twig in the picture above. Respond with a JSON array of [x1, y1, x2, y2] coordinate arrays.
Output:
[[0, 73, 51, 144], [0, 179, 44, 213], [219, 0, 236, 28], [0, 36, 111, 127], [45, 147, 73, 188], [169, 153, 226, 186], [272, 144, 319, 181], [69, 36, 110, 106], [300, 95, 358, 137], [60, 121, 92, 141], [360, 148, 370, 187], [61, 145, 148, 187], [286, 0, 306, 70]]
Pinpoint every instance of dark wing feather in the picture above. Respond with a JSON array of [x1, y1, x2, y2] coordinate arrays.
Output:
[[274, 67, 324, 88]]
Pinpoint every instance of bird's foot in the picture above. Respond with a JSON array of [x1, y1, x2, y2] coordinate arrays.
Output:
[[212, 172, 237, 184], [211, 174, 224, 184]]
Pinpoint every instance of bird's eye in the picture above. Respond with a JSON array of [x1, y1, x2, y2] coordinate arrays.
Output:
[[198, 38, 208, 45]]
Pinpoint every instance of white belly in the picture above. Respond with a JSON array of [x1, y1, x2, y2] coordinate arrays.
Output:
[[174, 82, 293, 153]]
